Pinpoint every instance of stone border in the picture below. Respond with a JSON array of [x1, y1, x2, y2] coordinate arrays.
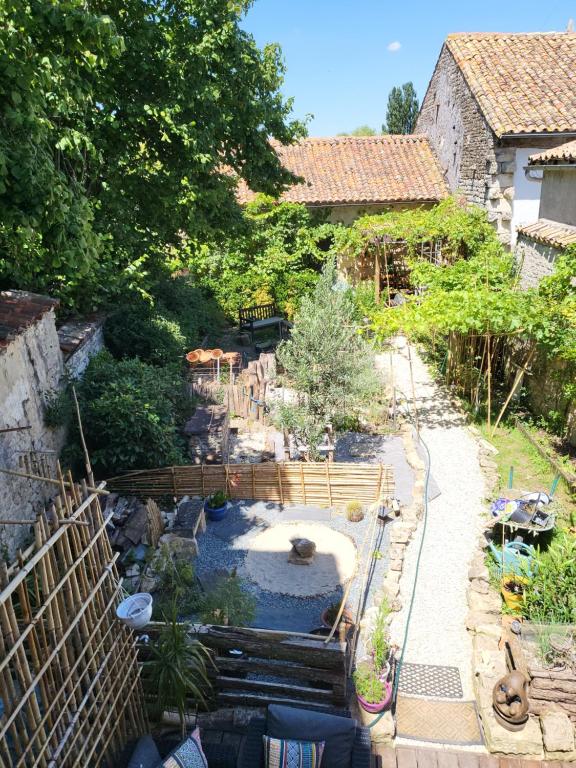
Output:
[[465, 429, 576, 759], [355, 422, 426, 744]]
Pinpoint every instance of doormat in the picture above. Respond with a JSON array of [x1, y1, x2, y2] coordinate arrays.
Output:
[[395, 697, 484, 745], [397, 663, 463, 699]]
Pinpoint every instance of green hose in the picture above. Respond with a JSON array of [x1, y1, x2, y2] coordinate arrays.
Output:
[[367, 390, 432, 728]]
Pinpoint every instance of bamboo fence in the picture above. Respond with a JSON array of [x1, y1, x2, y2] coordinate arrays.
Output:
[[107, 461, 394, 506], [0, 474, 146, 768]]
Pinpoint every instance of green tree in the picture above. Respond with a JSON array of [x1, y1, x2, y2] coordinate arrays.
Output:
[[338, 125, 378, 136], [383, 82, 419, 134], [276, 259, 378, 439], [0, 1, 305, 309]]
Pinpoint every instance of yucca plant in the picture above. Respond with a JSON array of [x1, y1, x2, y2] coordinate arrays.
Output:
[[144, 609, 212, 737]]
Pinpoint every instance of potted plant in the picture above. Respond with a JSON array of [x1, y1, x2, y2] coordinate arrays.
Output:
[[321, 601, 354, 635], [353, 661, 393, 714], [204, 490, 229, 521], [370, 601, 391, 680], [143, 609, 212, 737], [346, 500, 364, 523], [500, 575, 528, 613]]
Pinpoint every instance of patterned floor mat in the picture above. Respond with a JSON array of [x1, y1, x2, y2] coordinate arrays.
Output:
[[397, 663, 463, 699], [395, 696, 484, 745]]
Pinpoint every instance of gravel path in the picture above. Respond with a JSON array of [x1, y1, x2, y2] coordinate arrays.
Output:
[[381, 337, 485, 700]]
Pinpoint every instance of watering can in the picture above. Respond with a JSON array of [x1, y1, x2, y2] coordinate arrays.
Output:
[[488, 541, 537, 578]]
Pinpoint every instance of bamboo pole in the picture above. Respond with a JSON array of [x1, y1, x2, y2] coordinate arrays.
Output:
[[486, 332, 492, 428], [491, 345, 536, 436], [0, 465, 108, 494]]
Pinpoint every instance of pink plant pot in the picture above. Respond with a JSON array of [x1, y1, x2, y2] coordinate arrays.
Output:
[[357, 681, 393, 714]]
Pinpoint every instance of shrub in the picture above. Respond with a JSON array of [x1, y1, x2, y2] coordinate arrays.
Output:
[[151, 276, 224, 344], [66, 351, 189, 475], [522, 532, 576, 623], [199, 574, 256, 627], [149, 545, 200, 619], [104, 304, 187, 366]]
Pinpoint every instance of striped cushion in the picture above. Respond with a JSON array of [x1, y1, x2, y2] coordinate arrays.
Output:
[[263, 735, 325, 768]]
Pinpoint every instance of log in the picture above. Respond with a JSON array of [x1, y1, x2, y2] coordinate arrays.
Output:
[[213, 656, 343, 685], [217, 692, 336, 712], [215, 676, 335, 703]]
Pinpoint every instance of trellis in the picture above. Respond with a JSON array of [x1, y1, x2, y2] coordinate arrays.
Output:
[[0, 470, 146, 767]]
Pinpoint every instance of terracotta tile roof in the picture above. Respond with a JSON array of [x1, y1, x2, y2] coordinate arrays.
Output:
[[445, 32, 576, 136], [0, 290, 59, 351], [236, 136, 448, 206], [517, 218, 576, 248], [528, 139, 576, 165]]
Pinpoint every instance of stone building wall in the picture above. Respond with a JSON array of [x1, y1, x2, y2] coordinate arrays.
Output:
[[416, 45, 570, 247], [416, 44, 495, 207], [515, 233, 561, 289], [0, 309, 65, 559]]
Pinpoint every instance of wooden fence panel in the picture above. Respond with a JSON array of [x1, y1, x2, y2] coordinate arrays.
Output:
[[107, 461, 394, 507]]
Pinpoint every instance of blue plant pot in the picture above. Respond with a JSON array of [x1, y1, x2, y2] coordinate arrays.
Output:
[[205, 500, 228, 521]]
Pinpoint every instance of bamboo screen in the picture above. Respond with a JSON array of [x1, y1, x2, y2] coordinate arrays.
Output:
[[107, 461, 394, 506], [0, 475, 146, 768]]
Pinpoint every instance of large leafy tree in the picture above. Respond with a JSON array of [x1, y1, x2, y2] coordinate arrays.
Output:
[[0, 0, 123, 304], [383, 82, 419, 134], [90, 0, 305, 273], [0, 0, 304, 308]]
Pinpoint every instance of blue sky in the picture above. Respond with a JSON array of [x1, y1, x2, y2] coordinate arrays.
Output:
[[242, 1, 574, 135]]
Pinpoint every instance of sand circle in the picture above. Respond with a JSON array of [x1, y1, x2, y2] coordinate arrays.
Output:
[[244, 522, 357, 597]]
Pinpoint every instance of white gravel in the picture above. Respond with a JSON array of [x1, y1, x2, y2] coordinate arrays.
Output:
[[380, 336, 486, 699]]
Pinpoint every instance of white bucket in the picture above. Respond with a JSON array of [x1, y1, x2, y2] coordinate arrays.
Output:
[[116, 593, 153, 630]]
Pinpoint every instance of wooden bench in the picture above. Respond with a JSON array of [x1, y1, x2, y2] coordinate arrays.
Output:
[[238, 303, 291, 342]]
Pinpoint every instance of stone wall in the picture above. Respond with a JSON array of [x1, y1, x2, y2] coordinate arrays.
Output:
[[58, 317, 105, 378], [524, 347, 576, 449], [323, 201, 428, 226], [515, 232, 561, 288], [0, 310, 65, 558]]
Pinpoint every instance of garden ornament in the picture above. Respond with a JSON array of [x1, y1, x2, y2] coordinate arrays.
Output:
[[288, 537, 316, 565], [492, 670, 529, 731]]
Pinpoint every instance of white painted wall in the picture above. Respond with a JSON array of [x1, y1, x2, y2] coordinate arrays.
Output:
[[510, 147, 542, 247]]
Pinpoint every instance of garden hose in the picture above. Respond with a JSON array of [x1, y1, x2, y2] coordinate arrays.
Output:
[[366, 386, 432, 729]]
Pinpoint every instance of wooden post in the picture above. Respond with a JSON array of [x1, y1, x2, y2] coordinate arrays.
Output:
[[276, 464, 284, 505], [374, 243, 381, 303], [300, 464, 306, 504]]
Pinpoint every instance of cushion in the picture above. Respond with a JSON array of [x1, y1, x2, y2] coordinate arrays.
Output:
[[160, 728, 208, 768], [127, 736, 162, 768], [267, 705, 355, 768], [263, 736, 325, 768]]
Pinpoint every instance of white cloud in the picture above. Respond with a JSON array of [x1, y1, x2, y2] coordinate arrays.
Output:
[[387, 41, 402, 52]]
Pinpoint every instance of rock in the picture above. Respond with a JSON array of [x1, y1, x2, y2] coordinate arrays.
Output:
[[468, 589, 501, 614], [389, 524, 412, 544], [390, 559, 403, 571], [469, 426, 480, 436], [125, 564, 141, 578], [468, 562, 489, 581], [540, 709, 575, 753], [481, 709, 544, 757], [466, 610, 501, 633], [358, 709, 395, 742], [289, 537, 316, 559], [476, 623, 503, 641], [388, 544, 405, 561], [480, 458, 499, 470], [159, 532, 198, 558], [479, 438, 499, 455], [470, 578, 489, 594]]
